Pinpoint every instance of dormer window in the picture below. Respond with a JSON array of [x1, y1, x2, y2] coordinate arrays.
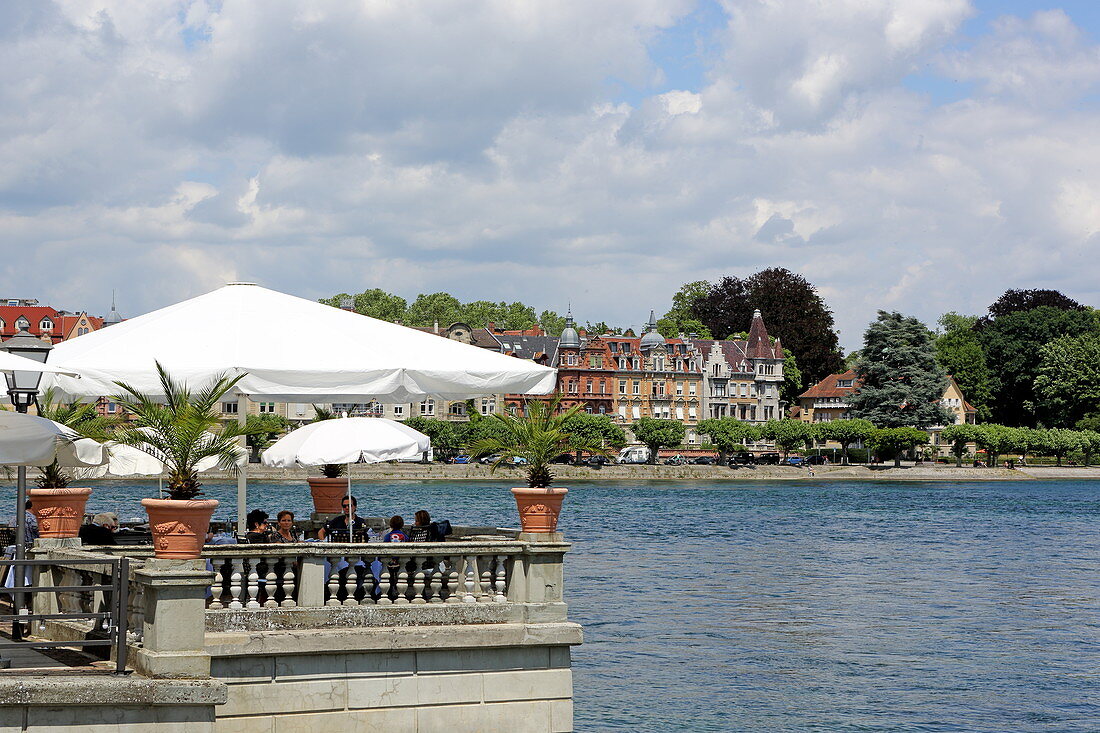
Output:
[[40, 318, 53, 332], [837, 379, 853, 388], [15, 317, 29, 330]]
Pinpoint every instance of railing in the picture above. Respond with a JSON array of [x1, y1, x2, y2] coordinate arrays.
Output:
[[0, 556, 131, 673], [203, 543, 521, 609]]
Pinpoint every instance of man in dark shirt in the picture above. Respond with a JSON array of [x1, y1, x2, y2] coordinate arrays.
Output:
[[78, 513, 118, 546], [319, 496, 366, 541]]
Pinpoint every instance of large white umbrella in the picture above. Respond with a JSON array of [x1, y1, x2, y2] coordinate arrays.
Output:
[[0, 352, 80, 378], [39, 282, 555, 531], [261, 418, 430, 468], [0, 411, 105, 467], [40, 282, 556, 402]]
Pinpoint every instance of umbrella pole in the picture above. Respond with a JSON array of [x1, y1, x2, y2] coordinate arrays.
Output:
[[346, 463, 352, 539], [12, 465, 27, 641], [236, 394, 248, 536]]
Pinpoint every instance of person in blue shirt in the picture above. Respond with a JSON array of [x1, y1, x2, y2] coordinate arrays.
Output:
[[382, 515, 408, 543]]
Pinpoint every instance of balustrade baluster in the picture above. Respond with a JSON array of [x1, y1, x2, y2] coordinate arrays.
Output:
[[228, 558, 244, 610], [393, 557, 411, 605], [445, 557, 462, 603], [412, 560, 427, 604], [246, 559, 261, 609], [427, 559, 443, 604], [478, 559, 493, 603], [280, 558, 297, 608], [464, 556, 478, 603], [263, 558, 279, 608], [342, 557, 360, 606], [493, 554, 508, 603], [326, 556, 343, 606], [208, 559, 225, 610], [377, 557, 392, 605]]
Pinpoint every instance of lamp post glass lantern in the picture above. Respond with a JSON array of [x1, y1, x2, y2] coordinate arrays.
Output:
[[0, 328, 52, 640]]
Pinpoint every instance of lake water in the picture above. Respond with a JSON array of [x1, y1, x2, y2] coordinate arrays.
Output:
[[78, 478, 1100, 732]]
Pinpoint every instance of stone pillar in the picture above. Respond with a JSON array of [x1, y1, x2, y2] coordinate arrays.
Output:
[[296, 555, 328, 607], [132, 559, 213, 678], [513, 534, 569, 622]]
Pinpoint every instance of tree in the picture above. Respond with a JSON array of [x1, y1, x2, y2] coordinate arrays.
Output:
[[849, 311, 953, 429], [972, 424, 1014, 468], [1035, 428, 1084, 466], [402, 416, 459, 461], [760, 419, 816, 460], [661, 281, 713, 336], [1078, 430, 1100, 467], [982, 288, 1086, 323], [656, 316, 711, 339], [35, 390, 117, 488], [630, 417, 686, 464], [245, 413, 290, 463], [405, 292, 464, 327], [817, 419, 875, 464], [457, 412, 513, 450], [561, 413, 626, 462], [697, 418, 760, 463], [977, 307, 1099, 426], [461, 300, 538, 330], [585, 321, 622, 336], [779, 353, 803, 406], [1033, 334, 1100, 427], [320, 288, 408, 322], [539, 310, 568, 337], [690, 268, 844, 383], [935, 327, 995, 422], [867, 427, 929, 467], [939, 424, 980, 467], [937, 312, 978, 333]]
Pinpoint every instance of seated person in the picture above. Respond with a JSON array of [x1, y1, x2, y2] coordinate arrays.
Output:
[[319, 496, 367, 541], [407, 510, 445, 542], [245, 509, 271, 543], [78, 512, 118, 546], [271, 510, 301, 543], [383, 515, 409, 543]]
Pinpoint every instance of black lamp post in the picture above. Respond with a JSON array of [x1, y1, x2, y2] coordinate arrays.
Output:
[[1, 328, 52, 642]]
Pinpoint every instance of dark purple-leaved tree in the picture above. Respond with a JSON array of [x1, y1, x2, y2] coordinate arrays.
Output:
[[690, 268, 844, 383]]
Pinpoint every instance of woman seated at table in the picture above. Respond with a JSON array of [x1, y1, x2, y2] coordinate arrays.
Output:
[[407, 510, 446, 542], [245, 509, 271, 543], [271, 510, 301, 543]]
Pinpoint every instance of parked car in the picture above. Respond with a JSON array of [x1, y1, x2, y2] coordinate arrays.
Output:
[[616, 447, 651, 464], [452, 455, 471, 464], [550, 453, 574, 464], [786, 456, 805, 466], [478, 454, 502, 465], [511, 456, 528, 466], [807, 455, 828, 465], [758, 453, 781, 465], [586, 455, 611, 467], [730, 452, 756, 465], [691, 456, 717, 465], [664, 455, 687, 465]]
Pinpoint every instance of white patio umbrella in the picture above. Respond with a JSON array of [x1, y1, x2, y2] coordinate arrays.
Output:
[[262, 417, 430, 532], [0, 410, 105, 468], [40, 282, 556, 531]]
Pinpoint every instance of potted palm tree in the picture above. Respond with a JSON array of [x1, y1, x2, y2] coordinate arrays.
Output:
[[30, 390, 115, 538], [469, 397, 605, 533], [112, 363, 247, 559], [305, 405, 349, 514]]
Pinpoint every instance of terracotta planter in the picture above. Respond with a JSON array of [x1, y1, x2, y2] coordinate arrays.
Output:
[[511, 487, 568, 533], [29, 487, 92, 539], [142, 498, 219, 559], [307, 477, 350, 514]]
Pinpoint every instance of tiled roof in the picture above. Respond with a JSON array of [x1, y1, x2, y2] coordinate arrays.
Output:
[[799, 369, 859, 399], [0, 305, 64, 341]]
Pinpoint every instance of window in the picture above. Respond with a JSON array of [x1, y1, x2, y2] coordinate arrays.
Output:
[[688, 407, 697, 420], [566, 353, 577, 366], [568, 382, 578, 394], [420, 399, 435, 416], [585, 380, 593, 393], [393, 405, 405, 417], [618, 406, 627, 418], [15, 317, 29, 330], [448, 402, 466, 416], [653, 381, 665, 396], [619, 380, 627, 394], [619, 358, 628, 369], [222, 402, 238, 414], [106, 402, 117, 414], [837, 379, 853, 388], [632, 380, 640, 395], [609, 342, 618, 353], [480, 398, 495, 415], [39, 318, 53, 331], [599, 380, 607, 394], [713, 384, 726, 397], [259, 402, 276, 413], [632, 406, 641, 419], [654, 357, 664, 371], [676, 406, 684, 420], [688, 382, 696, 396], [687, 430, 696, 444], [599, 405, 606, 414], [676, 382, 683, 395], [77, 327, 88, 335], [589, 355, 599, 368], [712, 363, 721, 376]]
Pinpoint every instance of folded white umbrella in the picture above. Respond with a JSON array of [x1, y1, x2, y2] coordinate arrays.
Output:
[[0, 410, 105, 467], [261, 418, 430, 467]]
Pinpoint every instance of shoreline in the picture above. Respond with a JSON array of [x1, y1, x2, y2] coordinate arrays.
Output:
[[82, 463, 1100, 482]]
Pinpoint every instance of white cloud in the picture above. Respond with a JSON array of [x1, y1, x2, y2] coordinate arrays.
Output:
[[1, 0, 1100, 351]]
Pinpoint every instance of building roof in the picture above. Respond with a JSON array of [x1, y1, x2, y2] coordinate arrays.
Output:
[[0, 305, 64, 341], [746, 309, 783, 359], [798, 369, 859, 400]]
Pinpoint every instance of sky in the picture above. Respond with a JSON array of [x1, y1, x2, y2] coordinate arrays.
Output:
[[3, 1, 1100, 351]]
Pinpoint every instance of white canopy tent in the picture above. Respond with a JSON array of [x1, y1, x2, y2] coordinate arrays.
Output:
[[0, 351, 80, 378], [41, 282, 557, 531]]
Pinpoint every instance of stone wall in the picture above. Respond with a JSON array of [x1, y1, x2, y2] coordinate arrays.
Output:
[[209, 622, 580, 733]]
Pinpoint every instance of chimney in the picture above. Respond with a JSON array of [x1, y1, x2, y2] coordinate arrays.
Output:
[[433, 320, 439, 335]]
